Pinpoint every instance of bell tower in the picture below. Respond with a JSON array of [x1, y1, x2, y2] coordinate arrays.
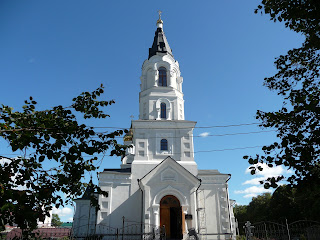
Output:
[[139, 12, 185, 121], [122, 13, 197, 176]]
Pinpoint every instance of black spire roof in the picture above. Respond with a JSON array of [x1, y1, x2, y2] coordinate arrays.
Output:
[[148, 27, 173, 59], [79, 179, 94, 200]]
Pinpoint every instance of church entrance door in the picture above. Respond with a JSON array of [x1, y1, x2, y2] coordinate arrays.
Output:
[[160, 195, 182, 239]]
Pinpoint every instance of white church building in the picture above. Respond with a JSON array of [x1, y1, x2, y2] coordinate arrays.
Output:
[[73, 15, 236, 240]]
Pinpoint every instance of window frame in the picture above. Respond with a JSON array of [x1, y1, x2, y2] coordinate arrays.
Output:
[[160, 139, 168, 151], [160, 102, 166, 119], [158, 67, 167, 87]]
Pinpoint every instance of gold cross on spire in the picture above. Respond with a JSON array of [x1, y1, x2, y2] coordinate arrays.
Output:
[[158, 10, 162, 20], [157, 10, 163, 24]]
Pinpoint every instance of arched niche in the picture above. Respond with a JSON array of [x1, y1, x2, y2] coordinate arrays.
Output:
[[155, 98, 172, 120]]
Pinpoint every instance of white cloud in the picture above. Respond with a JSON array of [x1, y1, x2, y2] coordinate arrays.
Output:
[[235, 186, 272, 198], [245, 163, 290, 178], [199, 132, 210, 137], [52, 207, 74, 222], [242, 163, 293, 186], [243, 193, 259, 198], [242, 177, 266, 185], [235, 186, 272, 194], [235, 163, 293, 200], [52, 207, 73, 217]]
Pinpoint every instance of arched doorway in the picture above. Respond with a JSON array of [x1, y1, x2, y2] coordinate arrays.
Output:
[[160, 195, 182, 239]]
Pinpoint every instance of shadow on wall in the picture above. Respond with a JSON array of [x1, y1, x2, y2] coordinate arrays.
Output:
[[100, 189, 142, 229]]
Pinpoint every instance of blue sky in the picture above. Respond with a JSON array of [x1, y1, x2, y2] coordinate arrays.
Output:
[[0, 1, 304, 221]]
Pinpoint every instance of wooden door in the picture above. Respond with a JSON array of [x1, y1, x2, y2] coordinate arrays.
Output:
[[160, 195, 182, 239], [160, 206, 170, 237]]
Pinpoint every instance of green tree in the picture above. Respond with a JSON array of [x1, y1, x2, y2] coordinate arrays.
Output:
[[236, 185, 320, 224], [245, 0, 320, 188], [0, 85, 127, 236], [246, 193, 272, 223], [234, 193, 272, 223], [268, 184, 320, 222], [233, 204, 248, 225], [269, 185, 301, 222], [51, 214, 63, 227], [233, 204, 248, 235], [294, 179, 320, 221], [234, 193, 271, 235]]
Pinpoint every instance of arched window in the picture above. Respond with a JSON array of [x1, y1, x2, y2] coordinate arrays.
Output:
[[160, 103, 166, 119], [158, 67, 167, 87], [160, 139, 168, 151]]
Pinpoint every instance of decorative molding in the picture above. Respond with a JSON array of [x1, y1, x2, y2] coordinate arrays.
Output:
[[182, 205, 188, 214], [153, 185, 188, 207], [99, 174, 131, 184], [176, 76, 183, 84], [198, 175, 228, 183], [152, 204, 160, 214], [161, 168, 177, 182]]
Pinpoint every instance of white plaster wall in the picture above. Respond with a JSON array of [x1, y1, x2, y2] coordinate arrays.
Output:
[[73, 200, 97, 238], [131, 162, 159, 192], [139, 88, 184, 120], [131, 120, 196, 164], [197, 173, 233, 240], [97, 172, 141, 230]]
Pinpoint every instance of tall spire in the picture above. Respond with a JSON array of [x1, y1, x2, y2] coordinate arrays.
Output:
[[148, 11, 173, 59]]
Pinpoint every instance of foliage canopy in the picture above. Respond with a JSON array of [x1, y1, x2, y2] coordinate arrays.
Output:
[[0, 85, 127, 234], [234, 183, 320, 228], [245, 0, 320, 188]]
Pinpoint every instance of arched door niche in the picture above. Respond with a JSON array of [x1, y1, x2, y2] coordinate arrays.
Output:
[[160, 195, 183, 239]]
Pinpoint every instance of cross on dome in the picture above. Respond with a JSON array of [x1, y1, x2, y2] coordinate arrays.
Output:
[[157, 10, 163, 28], [158, 10, 162, 21]]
